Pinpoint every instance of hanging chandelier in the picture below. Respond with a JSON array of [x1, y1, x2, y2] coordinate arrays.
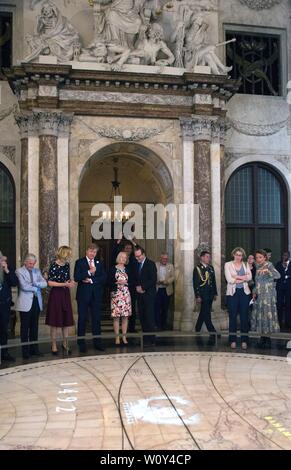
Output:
[[102, 158, 130, 222]]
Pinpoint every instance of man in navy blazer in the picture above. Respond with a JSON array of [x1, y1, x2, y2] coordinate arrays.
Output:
[[276, 251, 291, 327], [134, 246, 157, 346], [74, 243, 107, 353]]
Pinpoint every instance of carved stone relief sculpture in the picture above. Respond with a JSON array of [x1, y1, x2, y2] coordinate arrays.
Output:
[[23, 1, 81, 63], [23, 0, 233, 75], [172, 8, 234, 74]]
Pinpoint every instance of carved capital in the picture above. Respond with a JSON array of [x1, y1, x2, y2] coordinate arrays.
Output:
[[211, 119, 229, 145], [15, 113, 29, 139], [180, 118, 195, 141], [58, 114, 74, 138], [37, 112, 62, 137], [192, 117, 213, 142]]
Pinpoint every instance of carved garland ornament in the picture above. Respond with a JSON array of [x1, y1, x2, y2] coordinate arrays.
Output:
[[239, 0, 282, 10], [228, 117, 288, 136], [77, 118, 169, 142]]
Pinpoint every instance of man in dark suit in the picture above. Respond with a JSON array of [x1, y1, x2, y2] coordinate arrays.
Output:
[[0, 252, 18, 362], [193, 251, 217, 341], [276, 251, 291, 328], [134, 246, 157, 346], [74, 243, 107, 353]]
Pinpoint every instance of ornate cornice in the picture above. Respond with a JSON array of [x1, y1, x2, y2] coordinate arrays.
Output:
[[4, 64, 239, 120], [239, 0, 281, 9]]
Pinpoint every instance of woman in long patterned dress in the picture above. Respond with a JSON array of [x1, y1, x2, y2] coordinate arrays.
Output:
[[108, 251, 132, 346], [46, 246, 75, 355], [251, 249, 281, 349]]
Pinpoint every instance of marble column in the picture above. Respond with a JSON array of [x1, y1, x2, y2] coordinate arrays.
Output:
[[58, 114, 73, 247], [211, 120, 229, 328], [15, 115, 29, 262], [180, 118, 195, 332], [38, 112, 60, 271], [193, 117, 213, 255]]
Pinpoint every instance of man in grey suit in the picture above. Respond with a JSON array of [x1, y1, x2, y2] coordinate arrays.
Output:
[[16, 254, 47, 359]]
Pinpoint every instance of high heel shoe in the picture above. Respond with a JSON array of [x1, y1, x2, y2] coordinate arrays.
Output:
[[62, 344, 72, 355], [122, 336, 128, 346], [115, 337, 121, 346], [51, 348, 58, 356]]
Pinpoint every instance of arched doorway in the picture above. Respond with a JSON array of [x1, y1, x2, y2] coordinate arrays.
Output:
[[225, 162, 288, 263], [0, 162, 16, 266], [78, 142, 175, 320]]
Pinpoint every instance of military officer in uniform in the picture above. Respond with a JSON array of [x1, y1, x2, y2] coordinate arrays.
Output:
[[193, 251, 217, 339]]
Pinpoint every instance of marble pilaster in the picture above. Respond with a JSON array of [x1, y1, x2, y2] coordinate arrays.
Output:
[[20, 138, 28, 262], [58, 114, 73, 247], [15, 113, 40, 262], [179, 118, 195, 332], [15, 115, 29, 262]]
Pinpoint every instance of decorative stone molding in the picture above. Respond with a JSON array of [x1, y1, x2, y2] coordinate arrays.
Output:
[[0, 146, 16, 165], [239, 0, 281, 9], [228, 117, 288, 136], [76, 118, 169, 142], [60, 90, 191, 107]]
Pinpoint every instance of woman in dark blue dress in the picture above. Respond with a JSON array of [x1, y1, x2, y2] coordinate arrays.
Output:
[[46, 246, 75, 355]]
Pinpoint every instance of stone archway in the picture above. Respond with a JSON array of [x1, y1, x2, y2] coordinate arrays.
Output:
[[73, 141, 183, 327], [79, 142, 174, 262]]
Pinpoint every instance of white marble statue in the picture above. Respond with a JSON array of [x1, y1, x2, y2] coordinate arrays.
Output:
[[108, 22, 175, 71], [23, 1, 81, 63], [173, 12, 233, 75], [93, 0, 151, 49]]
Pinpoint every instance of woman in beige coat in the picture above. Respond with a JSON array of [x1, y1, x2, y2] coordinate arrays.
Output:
[[225, 247, 252, 350]]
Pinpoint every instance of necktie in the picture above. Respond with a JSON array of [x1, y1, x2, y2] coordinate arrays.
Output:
[[29, 269, 34, 284], [138, 262, 143, 276]]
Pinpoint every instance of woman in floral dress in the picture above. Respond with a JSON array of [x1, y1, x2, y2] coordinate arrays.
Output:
[[251, 249, 281, 348], [108, 251, 132, 346]]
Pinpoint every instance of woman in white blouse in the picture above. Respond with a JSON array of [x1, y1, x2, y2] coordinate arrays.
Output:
[[225, 247, 252, 350]]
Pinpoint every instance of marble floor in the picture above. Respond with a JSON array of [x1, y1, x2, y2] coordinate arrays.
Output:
[[0, 352, 291, 450]]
